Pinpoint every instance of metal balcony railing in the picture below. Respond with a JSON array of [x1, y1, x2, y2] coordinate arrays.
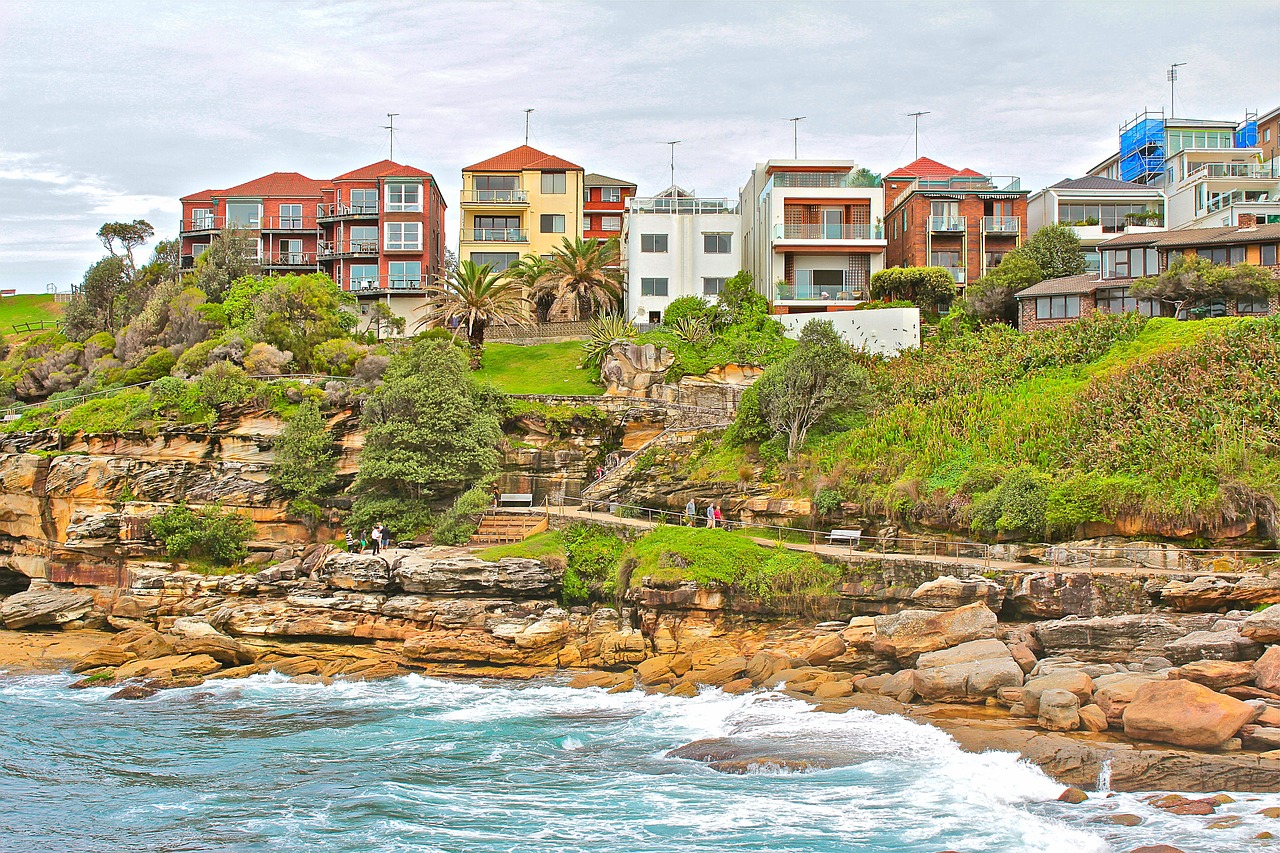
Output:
[[318, 239, 380, 258], [929, 215, 967, 232], [462, 189, 529, 204], [261, 216, 318, 231], [942, 266, 967, 283], [262, 252, 318, 267], [1188, 162, 1279, 180], [471, 228, 528, 242], [628, 197, 739, 215], [316, 203, 380, 220], [981, 216, 1021, 234], [346, 275, 436, 293], [773, 223, 882, 240], [181, 216, 225, 233]]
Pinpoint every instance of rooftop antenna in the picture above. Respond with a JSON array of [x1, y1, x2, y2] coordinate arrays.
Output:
[[1168, 63, 1186, 117], [383, 113, 399, 161], [524, 108, 534, 146], [907, 111, 930, 160], [666, 140, 681, 190], [788, 116, 806, 159]]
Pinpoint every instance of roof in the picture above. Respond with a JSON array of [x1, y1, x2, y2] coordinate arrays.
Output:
[[332, 160, 433, 181], [180, 188, 218, 203], [1048, 176, 1155, 192], [584, 172, 636, 188], [886, 157, 963, 178], [216, 171, 326, 198], [1098, 222, 1280, 250], [463, 145, 582, 172], [1015, 274, 1119, 299]]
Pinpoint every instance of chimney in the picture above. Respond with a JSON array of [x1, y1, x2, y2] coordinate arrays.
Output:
[[1238, 213, 1258, 228]]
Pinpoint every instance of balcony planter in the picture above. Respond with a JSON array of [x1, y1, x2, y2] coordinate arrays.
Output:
[[776, 283, 794, 300]]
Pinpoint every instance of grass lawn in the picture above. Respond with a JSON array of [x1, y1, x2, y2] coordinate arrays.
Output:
[[475, 341, 601, 395], [0, 295, 62, 333]]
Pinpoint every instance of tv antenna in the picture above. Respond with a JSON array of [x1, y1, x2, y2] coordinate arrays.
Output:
[[788, 116, 806, 159], [383, 113, 399, 160], [1168, 63, 1186, 117], [907, 111, 930, 159], [524, 108, 535, 145]]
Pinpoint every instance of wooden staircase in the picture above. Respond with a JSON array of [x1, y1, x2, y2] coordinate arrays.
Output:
[[469, 512, 549, 546]]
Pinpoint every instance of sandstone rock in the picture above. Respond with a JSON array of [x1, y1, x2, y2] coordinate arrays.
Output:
[[1078, 703, 1108, 732], [607, 675, 635, 694], [913, 640, 1023, 703], [669, 680, 699, 698], [403, 633, 503, 664], [1160, 576, 1239, 611], [290, 674, 333, 686], [1094, 674, 1163, 727], [915, 638, 1010, 670], [569, 671, 625, 690], [167, 617, 224, 640], [393, 554, 559, 598], [873, 603, 996, 661], [1034, 615, 1190, 663], [636, 655, 677, 686], [1038, 688, 1080, 732], [812, 681, 853, 700], [803, 634, 846, 666], [1243, 606, 1280, 644], [70, 646, 135, 673], [1009, 642, 1038, 674], [1022, 670, 1094, 716], [744, 650, 791, 685], [1176, 659, 1255, 690], [1057, 787, 1088, 804], [600, 342, 676, 396], [1123, 680, 1257, 749], [109, 683, 158, 700], [0, 585, 97, 629], [721, 678, 754, 695], [315, 552, 395, 591], [909, 575, 1005, 611], [690, 657, 748, 688], [1239, 725, 1280, 750], [1165, 628, 1261, 664], [1107, 814, 1142, 826], [173, 635, 255, 666], [108, 626, 175, 659], [1255, 645, 1280, 692]]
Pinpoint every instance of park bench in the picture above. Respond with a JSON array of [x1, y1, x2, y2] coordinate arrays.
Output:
[[826, 528, 862, 546], [498, 493, 534, 508]]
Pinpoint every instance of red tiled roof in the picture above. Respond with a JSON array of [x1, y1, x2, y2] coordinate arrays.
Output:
[[180, 188, 219, 203], [886, 157, 962, 178], [956, 168, 984, 177], [216, 171, 326, 198], [463, 145, 582, 172], [332, 160, 434, 181]]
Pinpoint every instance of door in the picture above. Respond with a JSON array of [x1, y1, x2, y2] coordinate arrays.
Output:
[[281, 239, 302, 264], [822, 208, 844, 239]]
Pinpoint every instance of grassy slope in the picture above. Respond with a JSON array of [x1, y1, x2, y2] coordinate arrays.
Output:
[[0, 295, 62, 332], [474, 342, 600, 396]]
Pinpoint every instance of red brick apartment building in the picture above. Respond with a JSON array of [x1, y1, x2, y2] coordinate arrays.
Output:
[[178, 160, 447, 321], [1015, 218, 1280, 330], [583, 173, 636, 241], [884, 157, 1029, 292]]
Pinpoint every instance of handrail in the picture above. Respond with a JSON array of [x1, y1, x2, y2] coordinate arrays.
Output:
[[929, 215, 966, 231], [471, 228, 528, 242], [462, 189, 529, 204], [981, 216, 1021, 233]]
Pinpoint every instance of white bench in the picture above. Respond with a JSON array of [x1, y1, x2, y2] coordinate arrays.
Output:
[[498, 493, 534, 507], [826, 528, 862, 545]]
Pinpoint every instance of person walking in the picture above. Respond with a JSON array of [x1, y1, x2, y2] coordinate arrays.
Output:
[[714, 504, 724, 530], [345, 530, 355, 553], [370, 524, 382, 555], [706, 504, 716, 529], [685, 498, 696, 527], [594, 465, 605, 481], [359, 531, 368, 554], [381, 526, 392, 552]]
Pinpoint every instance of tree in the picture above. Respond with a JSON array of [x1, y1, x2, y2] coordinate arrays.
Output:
[[534, 236, 622, 321], [97, 219, 154, 276], [505, 254, 553, 322], [271, 399, 338, 526], [962, 253, 1043, 324], [717, 270, 766, 325], [64, 255, 129, 340], [847, 168, 882, 188], [186, 229, 260, 301], [364, 301, 406, 339], [416, 260, 530, 368], [869, 266, 957, 311], [752, 319, 868, 458], [244, 273, 358, 371], [350, 339, 503, 539], [1008, 224, 1086, 280], [1131, 256, 1278, 317]]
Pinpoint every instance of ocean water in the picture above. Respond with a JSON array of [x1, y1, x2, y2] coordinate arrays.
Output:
[[0, 672, 1275, 853]]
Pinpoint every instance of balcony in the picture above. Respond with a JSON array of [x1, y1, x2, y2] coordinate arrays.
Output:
[[772, 223, 884, 241], [262, 252, 318, 268], [774, 269, 868, 302], [929, 216, 966, 233], [316, 203, 379, 222], [942, 266, 966, 284], [981, 216, 1021, 234], [471, 228, 528, 243], [318, 239, 379, 258], [346, 275, 435, 294], [181, 215, 225, 234], [1188, 163, 1280, 181], [261, 216, 319, 232], [628, 197, 739, 215], [462, 189, 529, 205]]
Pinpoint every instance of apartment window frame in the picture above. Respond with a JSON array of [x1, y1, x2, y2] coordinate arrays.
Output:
[[388, 260, 422, 289], [278, 203, 303, 229], [599, 187, 620, 203], [703, 232, 732, 254], [191, 242, 209, 258], [469, 252, 519, 272], [541, 172, 567, 194], [191, 208, 214, 229], [601, 215, 622, 232], [1094, 286, 1161, 317], [475, 215, 520, 230], [640, 233, 669, 253], [385, 182, 423, 212], [640, 277, 669, 297], [1237, 295, 1271, 315], [540, 213, 566, 234], [225, 201, 261, 228], [348, 263, 378, 290], [1261, 244, 1278, 266], [702, 277, 726, 296], [1036, 295, 1081, 320], [350, 188, 378, 213], [385, 221, 422, 251]]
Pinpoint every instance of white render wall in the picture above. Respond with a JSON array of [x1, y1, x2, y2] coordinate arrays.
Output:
[[777, 307, 920, 356], [624, 210, 741, 323]]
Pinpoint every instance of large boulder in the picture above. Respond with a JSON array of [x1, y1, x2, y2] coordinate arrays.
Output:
[[1093, 673, 1162, 727], [600, 342, 676, 397], [393, 555, 560, 599], [0, 584, 97, 629], [909, 576, 1005, 611], [803, 634, 847, 666], [315, 552, 395, 592], [873, 603, 997, 661], [1255, 645, 1280, 693], [1021, 670, 1094, 717], [1162, 575, 1280, 611], [1038, 688, 1081, 732], [1242, 606, 1280, 644], [1164, 628, 1261, 664], [1176, 660, 1256, 691], [1122, 680, 1256, 749], [912, 639, 1023, 703], [1034, 614, 1193, 663]]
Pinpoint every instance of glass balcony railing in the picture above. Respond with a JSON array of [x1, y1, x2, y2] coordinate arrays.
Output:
[[772, 223, 883, 240], [262, 252, 317, 267], [318, 240, 379, 257], [929, 216, 967, 232], [981, 216, 1021, 234], [942, 266, 966, 283], [463, 189, 529, 204], [317, 203, 379, 220], [628, 197, 739, 214], [1189, 163, 1279, 180], [472, 228, 528, 242], [346, 276, 433, 292], [181, 216, 224, 233]]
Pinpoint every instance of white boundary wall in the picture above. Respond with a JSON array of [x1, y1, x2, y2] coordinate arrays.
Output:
[[777, 307, 920, 356]]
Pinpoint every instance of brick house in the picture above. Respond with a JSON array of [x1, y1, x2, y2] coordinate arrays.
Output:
[[884, 157, 1028, 293], [583, 173, 636, 241], [1016, 218, 1280, 330]]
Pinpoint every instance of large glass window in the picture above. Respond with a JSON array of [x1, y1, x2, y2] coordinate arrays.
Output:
[[475, 216, 520, 229], [386, 183, 422, 212], [541, 172, 566, 194], [601, 216, 622, 231], [540, 214, 566, 233], [641, 234, 668, 253], [226, 202, 260, 228], [1196, 246, 1248, 265], [1036, 295, 1081, 319], [278, 204, 302, 228], [1237, 295, 1270, 314], [599, 187, 620, 203], [702, 277, 726, 296], [350, 189, 377, 213], [350, 226, 378, 252], [1096, 286, 1160, 316], [385, 222, 421, 250], [473, 175, 519, 202], [640, 277, 669, 296], [389, 261, 422, 289], [469, 252, 519, 272], [1262, 244, 1278, 266], [191, 208, 213, 229], [349, 264, 378, 289], [703, 233, 732, 254]]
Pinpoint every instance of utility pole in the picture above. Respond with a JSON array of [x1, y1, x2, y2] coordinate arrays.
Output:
[[1168, 63, 1186, 117], [907, 111, 930, 160], [788, 116, 806, 159], [524, 108, 534, 145], [384, 113, 399, 160], [666, 140, 681, 189]]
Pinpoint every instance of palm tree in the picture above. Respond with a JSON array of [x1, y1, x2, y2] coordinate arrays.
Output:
[[534, 237, 623, 321], [415, 260, 529, 368], [505, 254, 554, 322]]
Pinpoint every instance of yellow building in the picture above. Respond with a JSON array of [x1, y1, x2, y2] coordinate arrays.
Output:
[[459, 145, 584, 272]]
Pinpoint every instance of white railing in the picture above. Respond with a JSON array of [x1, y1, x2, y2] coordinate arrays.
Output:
[[981, 216, 1021, 233], [346, 275, 435, 292], [261, 216, 318, 231], [318, 239, 379, 257], [929, 215, 966, 232], [463, 189, 528, 203], [262, 252, 318, 267], [942, 266, 966, 283], [181, 216, 224, 232], [1188, 163, 1279, 181], [773, 223, 881, 240], [471, 228, 528, 242], [628, 197, 739, 215]]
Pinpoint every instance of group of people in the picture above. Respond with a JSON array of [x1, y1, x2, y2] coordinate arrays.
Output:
[[684, 498, 725, 529], [345, 524, 392, 555]]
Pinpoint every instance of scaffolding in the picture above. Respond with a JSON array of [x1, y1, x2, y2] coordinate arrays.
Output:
[[1236, 111, 1259, 149], [1119, 109, 1165, 184]]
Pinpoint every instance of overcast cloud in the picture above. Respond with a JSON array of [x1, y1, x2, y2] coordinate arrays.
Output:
[[1, 0, 1277, 291]]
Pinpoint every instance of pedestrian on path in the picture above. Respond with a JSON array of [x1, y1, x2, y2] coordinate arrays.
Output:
[[685, 498, 696, 527], [371, 524, 382, 555], [714, 504, 724, 529], [706, 504, 716, 529], [345, 530, 356, 553], [381, 526, 392, 552], [595, 465, 605, 481]]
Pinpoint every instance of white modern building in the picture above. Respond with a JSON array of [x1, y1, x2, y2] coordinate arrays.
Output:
[[738, 160, 887, 315], [623, 187, 741, 324], [1027, 176, 1166, 273], [1162, 144, 1280, 229]]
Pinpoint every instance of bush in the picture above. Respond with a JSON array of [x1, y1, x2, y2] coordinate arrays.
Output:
[[814, 487, 844, 516], [562, 523, 626, 603], [662, 296, 713, 327], [969, 469, 1050, 537], [195, 361, 257, 410], [431, 481, 495, 545], [121, 348, 177, 385], [148, 502, 256, 565]]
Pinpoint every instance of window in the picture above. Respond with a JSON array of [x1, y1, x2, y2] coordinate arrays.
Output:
[[475, 216, 520, 229], [470, 252, 519, 272], [1262, 244, 1278, 266], [540, 214, 566, 233], [349, 264, 378, 289], [191, 242, 209, 258], [473, 175, 519, 201], [985, 251, 1006, 270], [541, 172, 566, 194], [350, 189, 377, 213], [226, 202, 260, 228], [1196, 246, 1246, 265], [601, 216, 622, 231], [475, 215, 520, 240], [385, 222, 421, 250], [279, 239, 303, 263], [386, 183, 422, 212], [599, 187, 620, 203], [641, 234, 668, 253], [348, 225, 377, 252], [191, 208, 213, 229], [278, 204, 302, 229], [1238, 295, 1271, 314], [1095, 286, 1159, 316], [1230, 246, 1246, 265], [1036, 295, 1081, 319], [1265, 128, 1272, 143], [640, 277, 669, 296], [702, 277, 726, 296], [703, 233, 732, 254], [389, 261, 421, 289]]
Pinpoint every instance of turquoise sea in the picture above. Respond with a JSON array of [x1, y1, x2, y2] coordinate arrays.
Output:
[[0, 672, 1274, 852]]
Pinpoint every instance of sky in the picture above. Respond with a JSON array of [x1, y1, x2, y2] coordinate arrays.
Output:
[[0, 0, 1277, 292]]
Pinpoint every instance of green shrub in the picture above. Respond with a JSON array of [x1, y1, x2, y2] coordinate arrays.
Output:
[[121, 348, 176, 385], [431, 481, 495, 545], [814, 487, 844, 516], [562, 523, 625, 602], [662, 296, 713, 327], [195, 361, 257, 410], [148, 502, 256, 565], [970, 469, 1050, 536]]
